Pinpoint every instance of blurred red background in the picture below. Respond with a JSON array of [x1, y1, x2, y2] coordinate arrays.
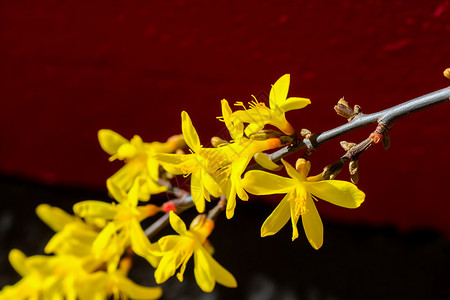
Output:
[[1, 0, 449, 236]]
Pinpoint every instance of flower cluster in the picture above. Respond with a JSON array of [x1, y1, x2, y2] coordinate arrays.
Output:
[[1, 74, 366, 299]]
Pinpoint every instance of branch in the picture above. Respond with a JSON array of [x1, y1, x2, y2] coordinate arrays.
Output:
[[145, 86, 450, 239], [268, 86, 450, 160]]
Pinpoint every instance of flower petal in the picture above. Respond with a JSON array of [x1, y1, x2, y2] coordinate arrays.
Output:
[[130, 219, 161, 268], [201, 169, 222, 198], [155, 153, 197, 175], [106, 179, 128, 204], [193, 247, 215, 292], [73, 201, 117, 220], [116, 276, 162, 300], [261, 193, 291, 237], [182, 111, 201, 152], [269, 74, 290, 108], [301, 195, 323, 249], [203, 247, 237, 288], [169, 211, 187, 236], [253, 153, 282, 171], [221, 99, 243, 140], [242, 170, 295, 195], [36, 204, 75, 232], [98, 129, 128, 156], [303, 180, 365, 208], [281, 159, 304, 182], [278, 97, 311, 112], [289, 192, 300, 241], [154, 252, 177, 284], [191, 170, 206, 213], [8, 249, 28, 277]]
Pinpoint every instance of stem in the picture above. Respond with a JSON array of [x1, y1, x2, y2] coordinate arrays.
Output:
[[145, 86, 450, 239]]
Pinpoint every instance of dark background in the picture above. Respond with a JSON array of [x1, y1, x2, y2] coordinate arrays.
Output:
[[1, 1, 449, 299]]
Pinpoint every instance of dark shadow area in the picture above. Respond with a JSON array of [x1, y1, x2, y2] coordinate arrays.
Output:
[[1, 175, 449, 300]]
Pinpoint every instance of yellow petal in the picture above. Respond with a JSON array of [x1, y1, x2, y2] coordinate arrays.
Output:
[[202, 247, 237, 288], [281, 159, 304, 182], [261, 193, 291, 237], [116, 276, 162, 300], [241, 170, 295, 195], [92, 222, 117, 256], [156, 153, 197, 175], [221, 99, 244, 141], [158, 235, 182, 252], [35, 204, 75, 232], [182, 111, 201, 152], [193, 247, 215, 292], [225, 187, 236, 219], [201, 169, 222, 198], [253, 153, 282, 171], [146, 157, 160, 182], [289, 192, 300, 241], [303, 180, 365, 208], [301, 195, 323, 249], [73, 201, 117, 220], [108, 162, 141, 192], [169, 211, 187, 236], [278, 97, 311, 112], [191, 170, 206, 213], [98, 129, 128, 156], [269, 74, 290, 108], [244, 122, 265, 137], [130, 219, 161, 268], [154, 252, 177, 284], [8, 249, 28, 277], [106, 179, 128, 204]]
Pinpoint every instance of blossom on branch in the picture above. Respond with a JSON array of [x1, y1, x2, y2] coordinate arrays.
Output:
[[73, 178, 161, 269], [242, 158, 365, 249], [154, 211, 237, 292], [98, 129, 184, 201], [231, 74, 310, 136]]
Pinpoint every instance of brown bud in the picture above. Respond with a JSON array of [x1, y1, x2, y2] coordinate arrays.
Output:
[[300, 128, 312, 139], [340, 141, 357, 151], [334, 98, 355, 119], [444, 68, 450, 80], [322, 161, 344, 180], [349, 160, 359, 184]]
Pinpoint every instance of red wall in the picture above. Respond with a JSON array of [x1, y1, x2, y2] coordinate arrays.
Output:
[[1, 1, 449, 235]]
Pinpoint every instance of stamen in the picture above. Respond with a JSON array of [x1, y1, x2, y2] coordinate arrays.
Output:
[[234, 101, 247, 110]]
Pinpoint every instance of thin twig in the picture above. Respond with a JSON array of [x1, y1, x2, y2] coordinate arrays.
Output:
[[145, 86, 450, 239]]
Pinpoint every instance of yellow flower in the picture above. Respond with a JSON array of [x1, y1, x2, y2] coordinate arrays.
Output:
[[242, 159, 365, 249], [0, 249, 162, 300], [98, 129, 184, 201], [154, 211, 237, 293], [36, 204, 100, 259], [155, 111, 227, 213], [73, 178, 161, 269], [231, 74, 310, 136], [157, 109, 281, 218], [218, 99, 282, 218]]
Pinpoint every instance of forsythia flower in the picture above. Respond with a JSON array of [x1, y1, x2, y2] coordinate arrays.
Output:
[[156, 109, 281, 218], [73, 178, 161, 268], [36, 204, 100, 260], [154, 211, 237, 292], [98, 129, 184, 201], [0, 249, 162, 300], [231, 74, 310, 136], [218, 99, 282, 218], [242, 158, 365, 249]]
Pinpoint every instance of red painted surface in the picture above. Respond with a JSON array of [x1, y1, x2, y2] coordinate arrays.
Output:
[[1, 1, 450, 235]]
